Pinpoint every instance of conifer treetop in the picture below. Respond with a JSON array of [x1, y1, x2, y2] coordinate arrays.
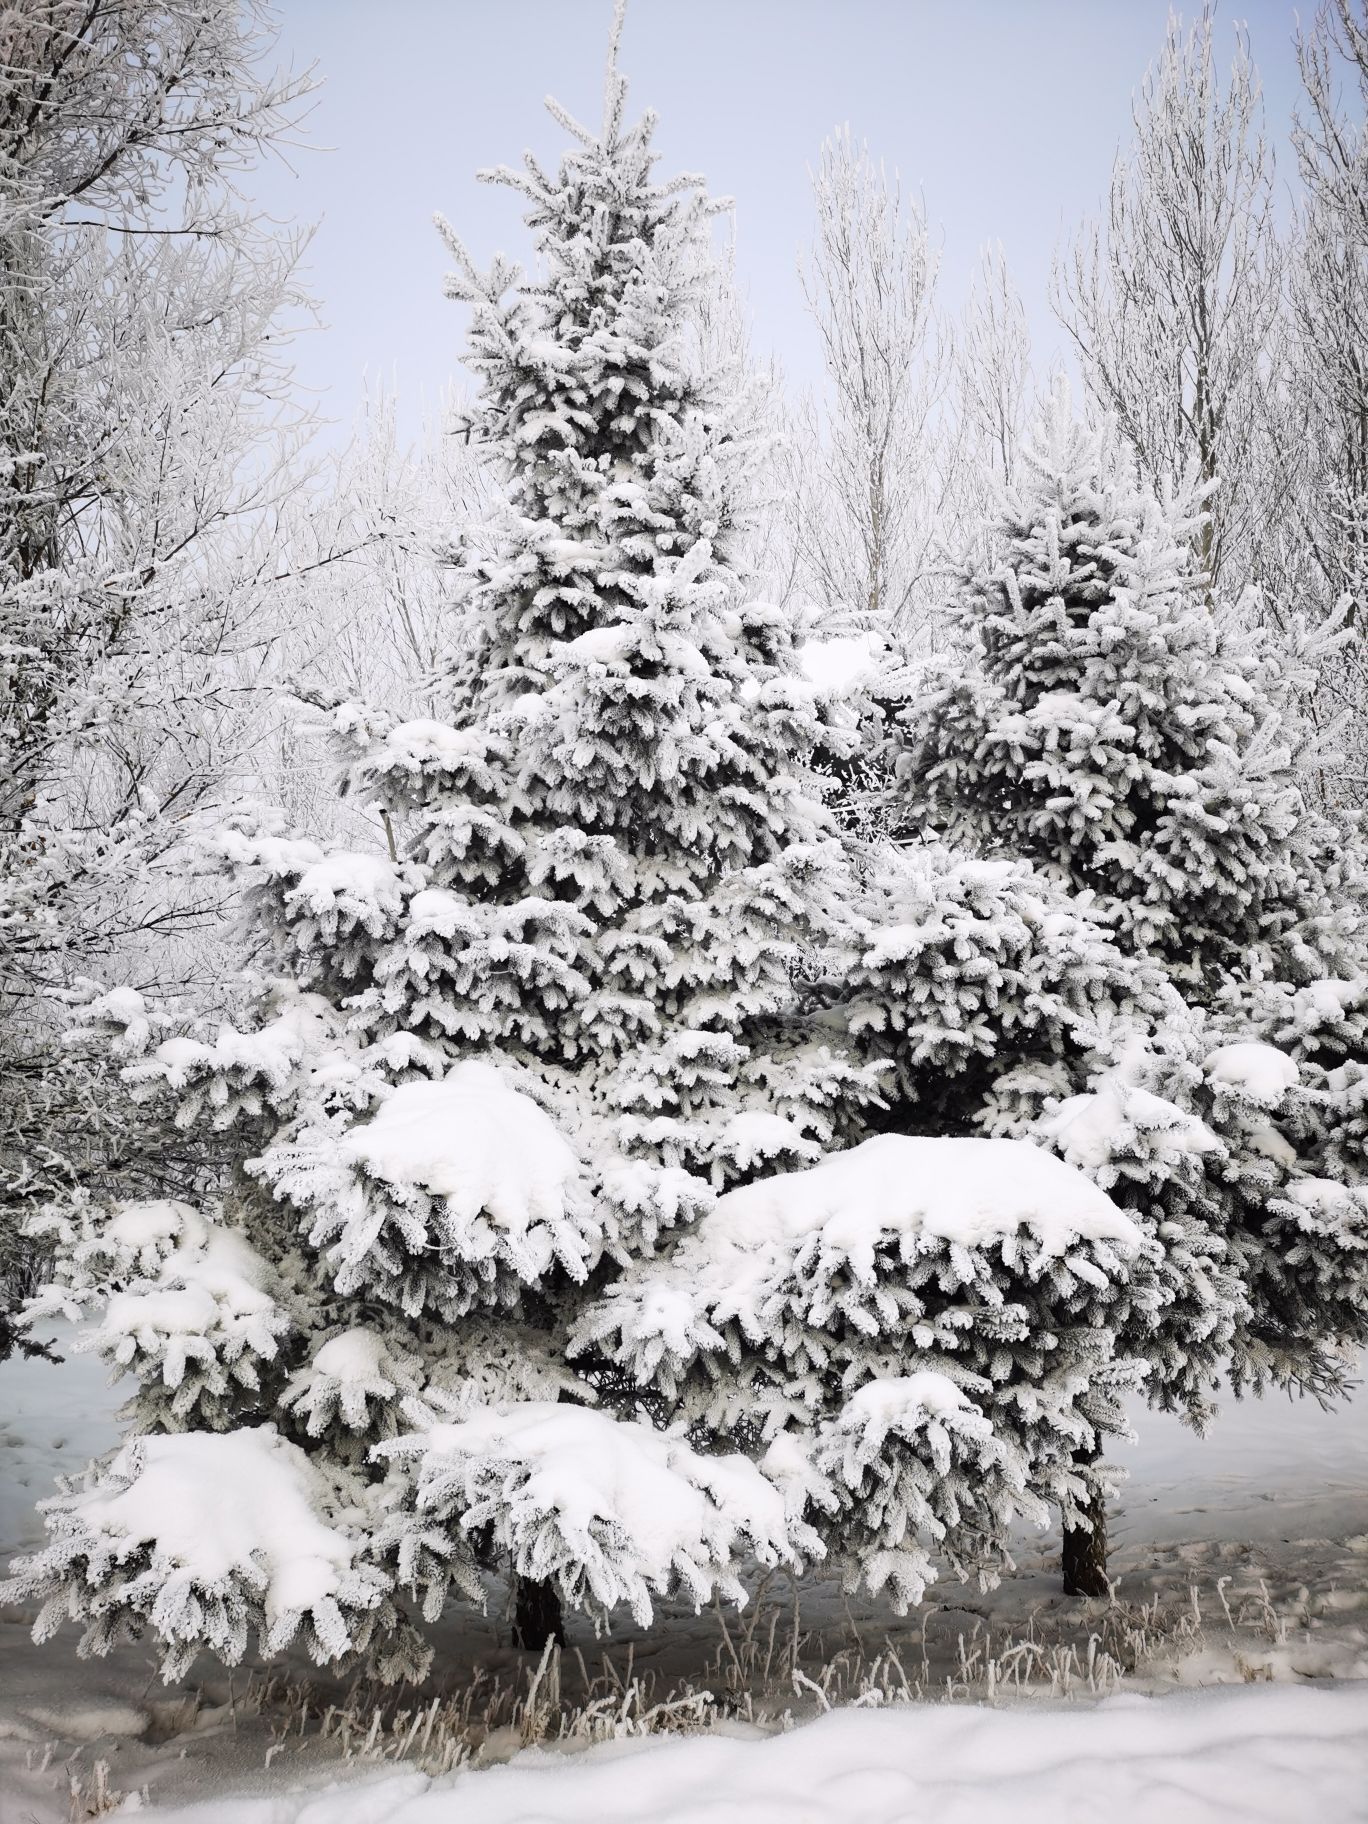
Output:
[[901, 381, 1362, 991]]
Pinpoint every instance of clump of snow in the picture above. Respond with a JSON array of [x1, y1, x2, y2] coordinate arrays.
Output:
[[405, 885, 474, 937], [797, 631, 888, 695], [76, 1428, 356, 1624], [699, 1134, 1138, 1287], [563, 623, 636, 667], [1205, 1041, 1300, 1105], [264, 1058, 604, 1309], [288, 852, 406, 933], [374, 719, 483, 771], [386, 1401, 819, 1626], [212, 826, 324, 880], [1289, 976, 1364, 1025], [717, 1108, 822, 1172], [283, 1327, 419, 1435], [139, 986, 349, 1107], [1044, 1083, 1221, 1174], [341, 1061, 582, 1235], [1247, 1123, 1298, 1169], [313, 1328, 393, 1383], [79, 984, 155, 1053], [561, 623, 711, 677], [1286, 1177, 1355, 1216], [103, 1198, 194, 1255], [102, 1223, 269, 1333], [837, 1371, 982, 1437]]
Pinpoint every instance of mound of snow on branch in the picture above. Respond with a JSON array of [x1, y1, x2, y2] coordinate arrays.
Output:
[[4, 1425, 400, 1680], [658, 1134, 1140, 1313], [737, 1131, 1137, 1251], [1044, 1083, 1221, 1175], [798, 631, 889, 695], [340, 1062, 582, 1234], [370, 718, 485, 771], [1204, 1041, 1300, 1105], [79, 1428, 355, 1619]]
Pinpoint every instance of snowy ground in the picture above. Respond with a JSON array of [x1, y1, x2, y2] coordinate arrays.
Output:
[[2, 1335, 1366, 1824]]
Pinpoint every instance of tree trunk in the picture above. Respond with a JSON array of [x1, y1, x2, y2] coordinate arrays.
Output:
[[511, 1574, 565, 1651], [1061, 1450, 1109, 1597]]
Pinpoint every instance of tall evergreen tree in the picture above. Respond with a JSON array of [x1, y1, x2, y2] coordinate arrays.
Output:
[[888, 389, 1368, 1575], [8, 7, 882, 1676], [897, 384, 1365, 997]]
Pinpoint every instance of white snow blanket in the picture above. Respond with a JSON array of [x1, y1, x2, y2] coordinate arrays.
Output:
[[106, 1685, 1368, 1824]]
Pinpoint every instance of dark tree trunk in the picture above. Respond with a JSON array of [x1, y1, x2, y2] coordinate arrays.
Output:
[[1061, 1450, 1109, 1597], [512, 1574, 565, 1651]]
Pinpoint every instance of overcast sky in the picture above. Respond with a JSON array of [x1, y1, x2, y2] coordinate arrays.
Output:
[[251, 1, 1312, 443]]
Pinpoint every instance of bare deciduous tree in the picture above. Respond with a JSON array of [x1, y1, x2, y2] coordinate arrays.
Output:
[[1054, 7, 1281, 590], [784, 128, 951, 646], [0, 0, 318, 1322], [1290, 1, 1368, 606], [945, 241, 1034, 572]]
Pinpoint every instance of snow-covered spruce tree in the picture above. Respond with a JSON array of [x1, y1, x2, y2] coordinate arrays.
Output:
[[895, 384, 1365, 996], [887, 388, 1368, 1585], [8, 10, 887, 1675]]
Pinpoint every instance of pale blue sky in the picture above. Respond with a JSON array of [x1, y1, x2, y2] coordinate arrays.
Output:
[[254, 1, 1311, 439]]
